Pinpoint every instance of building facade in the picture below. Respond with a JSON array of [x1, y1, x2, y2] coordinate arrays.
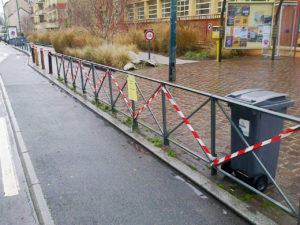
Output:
[[124, 0, 300, 48], [33, 0, 67, 30], [3, 0, 32, 33]]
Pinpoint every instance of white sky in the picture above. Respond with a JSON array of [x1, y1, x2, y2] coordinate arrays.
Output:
[[0, 0, 9, 15]]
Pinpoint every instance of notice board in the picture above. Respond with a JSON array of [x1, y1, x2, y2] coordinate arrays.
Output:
[[224, 2, 274, 49]]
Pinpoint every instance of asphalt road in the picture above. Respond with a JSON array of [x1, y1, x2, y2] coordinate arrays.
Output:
[[0, 43, 248, 225]]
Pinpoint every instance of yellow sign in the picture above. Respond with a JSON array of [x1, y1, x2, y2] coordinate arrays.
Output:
[[127, 75, 138, 101], [212, 26, 220, 39]]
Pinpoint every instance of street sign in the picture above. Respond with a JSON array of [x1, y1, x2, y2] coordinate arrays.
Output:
[[207, 23, 212, 31], [145, 30, 155, 41]]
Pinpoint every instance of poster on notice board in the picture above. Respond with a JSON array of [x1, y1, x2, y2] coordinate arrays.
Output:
[[224, 2, 274, 49]]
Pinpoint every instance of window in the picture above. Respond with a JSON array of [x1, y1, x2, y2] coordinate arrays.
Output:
[[177, 0, 189, 17], [162, 0, 171, 18], [196, 0, 210, 15], [149, 0, 157, 19], [127, 4, 134, 21], [138, 2, 145, 20], [218, 0, 225, 14]]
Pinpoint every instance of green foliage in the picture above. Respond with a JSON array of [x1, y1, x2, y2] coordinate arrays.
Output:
[[217, 183, 256, 202], [168, 149, 176, 158], [146, 137, 163, 147], [101, 104, 112, 112], [91, 100, 96, 105], [57, 77, 64, 82], [184, 51, 210, 60]]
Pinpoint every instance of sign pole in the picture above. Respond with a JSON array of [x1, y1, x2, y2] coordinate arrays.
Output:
[[145, 30, 154, 59], [169, 0, 177, 82], [272, 0, 284, 60], [148, 41, 151, 60]]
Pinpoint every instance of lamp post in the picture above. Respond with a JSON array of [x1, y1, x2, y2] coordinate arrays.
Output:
[[15, 0, 21, 34]]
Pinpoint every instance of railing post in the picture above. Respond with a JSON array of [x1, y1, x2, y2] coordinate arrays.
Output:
[[56, 55, 60, 79], [31, 46, 35, 63], [48, 52, 53, 74], [108, 71, 114, 111], [70, 58, 76, 90], [40, 48, 45, 70], [79, 61, 85, 94], [91, 64, 97, 103], [162, 85, 169, 145], [131, 100, 138, 132], [211, 97, 217, 175], [297, 199, 300, 225], [34, 48, 39, 66], [62, 56, 67, 84]]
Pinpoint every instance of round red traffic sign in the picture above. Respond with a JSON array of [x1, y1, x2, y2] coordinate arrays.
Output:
[[207, 23, 212, 31], [145, 30, 155, 41]]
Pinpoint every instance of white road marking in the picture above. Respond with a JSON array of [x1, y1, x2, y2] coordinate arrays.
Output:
[[0, 53, 9, 63], [0, 117, 19, 196]]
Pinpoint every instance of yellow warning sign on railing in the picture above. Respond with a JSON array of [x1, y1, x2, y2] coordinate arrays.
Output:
[[127, 75, 137, 101]]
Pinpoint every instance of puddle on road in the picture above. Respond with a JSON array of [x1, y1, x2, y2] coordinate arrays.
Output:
[[174, 175, 208, 199]]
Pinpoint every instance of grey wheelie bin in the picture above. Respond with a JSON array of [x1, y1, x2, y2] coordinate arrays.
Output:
[[224, 89, 294, 191]]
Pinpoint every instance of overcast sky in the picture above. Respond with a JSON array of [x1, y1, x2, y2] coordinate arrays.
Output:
[[0, 0, 9, 14]]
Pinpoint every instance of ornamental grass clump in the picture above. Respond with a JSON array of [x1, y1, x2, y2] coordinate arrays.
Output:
[[65, 44, 137, 69]]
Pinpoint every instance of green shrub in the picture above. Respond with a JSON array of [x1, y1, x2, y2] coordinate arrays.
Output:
[[168, 149, 176, 157], [184, 51, 210, 60]]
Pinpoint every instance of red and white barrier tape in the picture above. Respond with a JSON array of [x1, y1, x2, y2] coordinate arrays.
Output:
[[161, 87, 216, 161], [211, 125, 300, 167], [109, 72, 133, 114], [133, 85, 162, 119], [80, 64, 97, 92], [93, 71, 107, 93]]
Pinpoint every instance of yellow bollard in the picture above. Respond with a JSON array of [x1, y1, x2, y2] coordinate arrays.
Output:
[[40, 48, 45, 70], [34, 48, 39, 66]]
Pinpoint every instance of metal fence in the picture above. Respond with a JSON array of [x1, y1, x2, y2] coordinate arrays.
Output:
[[18, 43, 300, 220]]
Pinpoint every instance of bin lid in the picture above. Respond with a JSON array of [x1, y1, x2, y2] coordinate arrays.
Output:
[[226, 89, 294, 110]]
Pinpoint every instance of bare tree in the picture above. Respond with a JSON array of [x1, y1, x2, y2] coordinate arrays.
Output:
[[67, 0, 97, 29], [21, 14, 34, 34], [67, 0, 127, 41]]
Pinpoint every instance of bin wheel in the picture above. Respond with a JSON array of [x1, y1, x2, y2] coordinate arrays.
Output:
[[254, 174, 268, 192], [221, 161, 233, 174]]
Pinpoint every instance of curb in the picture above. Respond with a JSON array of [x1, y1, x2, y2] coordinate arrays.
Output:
[[0, 76, 55, 225], [16, 46, 277, 225]]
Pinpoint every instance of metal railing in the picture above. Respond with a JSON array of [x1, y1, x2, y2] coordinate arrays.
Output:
[[17, 43, 300, 220]]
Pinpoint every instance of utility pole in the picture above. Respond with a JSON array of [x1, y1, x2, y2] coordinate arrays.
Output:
[[15, 0, 22, 34], [1, 0, 7, 28], [169, 0, 177, 82]]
